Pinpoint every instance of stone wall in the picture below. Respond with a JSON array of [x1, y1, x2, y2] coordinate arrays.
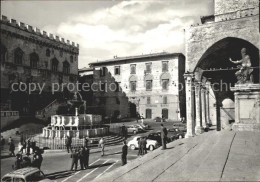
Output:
[[185, 15, 259, 72], [214, 0, 258, 22]]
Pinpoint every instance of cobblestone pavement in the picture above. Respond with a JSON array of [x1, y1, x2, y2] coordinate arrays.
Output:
[[92, 130, 260, 182]]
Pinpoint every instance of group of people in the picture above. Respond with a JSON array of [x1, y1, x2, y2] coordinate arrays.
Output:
[[137, 137, 147, 156], [13, 148, 43, 170], [70, 146, 90, 171]]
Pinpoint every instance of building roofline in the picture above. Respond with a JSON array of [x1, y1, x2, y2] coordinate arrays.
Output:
[[89, 52, 184, 66]]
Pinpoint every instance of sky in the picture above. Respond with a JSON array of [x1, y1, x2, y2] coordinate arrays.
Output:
[[1, 0, 214, 69]]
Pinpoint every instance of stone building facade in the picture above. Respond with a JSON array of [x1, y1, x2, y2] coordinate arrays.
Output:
[[89, 52, 185, 121], [0, 15, 79, 115], [184, 0, 259, 137]]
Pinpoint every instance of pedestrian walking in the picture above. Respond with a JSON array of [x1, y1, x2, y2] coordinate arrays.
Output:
[[121, 124, 126, 139], [99, 137, 105, 156], [121, 141, 128, 166], [161, 124, 168, 150], [65, 136, 72, 153], [32, 149, 43, 169], [9, 140, 15, 157], [70, 149, 79, 171], [84, 146, 90, 169], [79, 146, 85, 170], [84, 137, 89, 147]]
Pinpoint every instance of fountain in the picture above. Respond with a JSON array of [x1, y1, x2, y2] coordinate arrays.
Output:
[[42, 92, 109, 139]]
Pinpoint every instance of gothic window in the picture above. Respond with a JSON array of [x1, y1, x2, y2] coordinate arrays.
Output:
[[30, 52, 39, 68], [63, 61, 70, 74], [114, 66, 120, 75], [46, 49, 50, 57], [162, 79, 169, 90], [145, 63, 152, 73], [146, 80, 152, 91], [162, 61, 168, 72], [130, 64, 136, 74], [51, 58, 59, 72], [1, 44, 7, 63], [14, 48, 24, 65], [163, 96, 167, 104]]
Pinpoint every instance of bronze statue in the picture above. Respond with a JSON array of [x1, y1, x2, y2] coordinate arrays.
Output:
[[229, 48, 253, 84]]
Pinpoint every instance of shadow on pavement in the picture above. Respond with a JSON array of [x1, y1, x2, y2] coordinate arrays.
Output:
[[46, 170, 74, 180], [88, 162, 113, 169]]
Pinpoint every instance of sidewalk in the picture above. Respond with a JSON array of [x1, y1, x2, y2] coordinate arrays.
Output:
[[93, 130, 260, 182]]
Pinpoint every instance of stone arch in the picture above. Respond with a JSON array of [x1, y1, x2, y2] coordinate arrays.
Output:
[[144, 74, 153, 81]]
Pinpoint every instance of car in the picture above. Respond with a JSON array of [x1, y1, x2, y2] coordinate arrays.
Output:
[[173, 123, 186, 132], [1, 167, 51, 182], [167, 128, 185, 141], [126, 125, 141, 134], [154, 117, 162, 122], [127, 136, 159, 151], [147, 132, 162, 145]]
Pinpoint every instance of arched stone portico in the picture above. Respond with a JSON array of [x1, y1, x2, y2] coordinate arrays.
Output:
[[184, 4, 259, 137]]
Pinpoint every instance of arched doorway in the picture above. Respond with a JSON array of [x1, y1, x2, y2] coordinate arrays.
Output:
[[194, 37, 259, 130]]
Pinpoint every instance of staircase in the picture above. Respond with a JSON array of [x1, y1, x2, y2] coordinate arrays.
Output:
[[35, 99, 65, 121]]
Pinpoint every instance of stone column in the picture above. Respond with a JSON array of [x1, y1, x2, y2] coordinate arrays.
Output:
[[201, 87, 209, 130], [184, 73, 195, 138], [195, 82, 204, 134], [205, 81, 212, 126]]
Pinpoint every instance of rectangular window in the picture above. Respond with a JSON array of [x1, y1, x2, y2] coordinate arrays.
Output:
[[130, 64, 136, 74], [163, 96, 167, 104], [147, 97, 151, 104], [114, 66, 120, 75], [146, 80, 152, 91], [100, 67, 106, 77], [145, 63, 152, 73], [130, 81, 136, 91], [162, 61, 168, 72], [162, 79, 169, 90]]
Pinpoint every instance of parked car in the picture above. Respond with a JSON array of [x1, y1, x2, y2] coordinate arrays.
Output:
[[140, 123, 149, 129], [2, 167, 51, 182], [127, 136, 159, 151], [154, 117, 162, 122], [167, 128, 185, 141], [126, 125, 141, 134], [147, 132, 162, 145], [173, 123, 187, 132]]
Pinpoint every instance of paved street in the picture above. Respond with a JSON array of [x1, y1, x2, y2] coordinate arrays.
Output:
[[1, 120, 176, 181]]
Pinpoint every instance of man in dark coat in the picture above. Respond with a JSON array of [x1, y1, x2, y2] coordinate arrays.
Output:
[[143, 137, 147, 154], [79, 146, 85, 170], [137, 138, 142, 156], [9, 140, 15, 157], [66, 136, 72, 153], [121, 141, 128, 166], [84, 146, 90, 169], [26, 139, 31, 155], [161, 124, 168, 149], [70, 149, 79, 171]]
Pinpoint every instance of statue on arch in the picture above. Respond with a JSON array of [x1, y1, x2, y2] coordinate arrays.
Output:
[[229, 48, 254, 84]]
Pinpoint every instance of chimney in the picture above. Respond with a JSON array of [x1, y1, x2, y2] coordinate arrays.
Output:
[[56, 36, 60, 41], [19, 22, 26, 29], [11, 19, 17, 26], [27, 25, 34, 32], [36, 28, 41, 35]]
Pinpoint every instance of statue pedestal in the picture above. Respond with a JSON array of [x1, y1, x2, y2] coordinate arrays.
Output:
[[230, 84, 260, 131]]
